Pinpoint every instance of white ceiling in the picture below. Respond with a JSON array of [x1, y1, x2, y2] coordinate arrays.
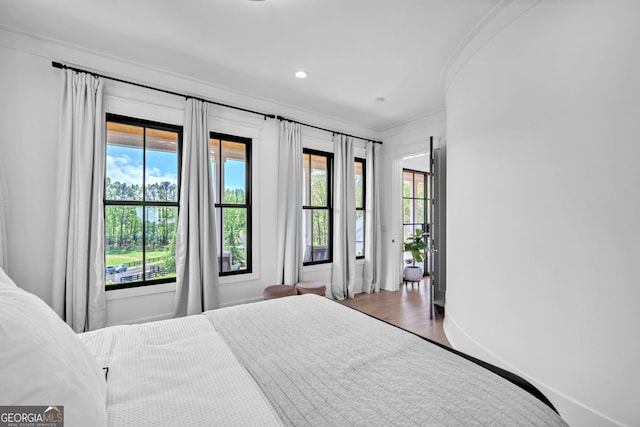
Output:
[[0, 0, 501, 131]]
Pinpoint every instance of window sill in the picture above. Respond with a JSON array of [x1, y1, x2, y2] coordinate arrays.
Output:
[[302, 258, 365, 272], [219, 271, 259, 285], [303, 263, 332, 273], [105, 281, 176, 301], [105, 271, 261, 299]]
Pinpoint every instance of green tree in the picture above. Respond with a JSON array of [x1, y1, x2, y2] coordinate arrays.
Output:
[[222, 188, 247, 269], [162, 232, 177, 274], [310, 170, 328, 246]]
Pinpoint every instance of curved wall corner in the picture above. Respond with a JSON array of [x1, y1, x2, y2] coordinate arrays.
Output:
[[444, 1, 640, 426]]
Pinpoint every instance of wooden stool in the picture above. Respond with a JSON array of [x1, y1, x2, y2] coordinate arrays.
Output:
[[263, 284, 298, 300], [295, 281, 326, 297]]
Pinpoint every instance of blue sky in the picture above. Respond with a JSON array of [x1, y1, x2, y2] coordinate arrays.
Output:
[[107, 145, 244, 188]]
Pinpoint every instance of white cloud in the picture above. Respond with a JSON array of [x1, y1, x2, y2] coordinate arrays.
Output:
[[106, 155, 177, 186]]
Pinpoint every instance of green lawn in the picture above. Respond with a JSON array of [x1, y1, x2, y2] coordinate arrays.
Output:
[[105, 247, 169, 266]]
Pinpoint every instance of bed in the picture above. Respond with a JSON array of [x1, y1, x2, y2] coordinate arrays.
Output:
[[0, 269, 567, 426]]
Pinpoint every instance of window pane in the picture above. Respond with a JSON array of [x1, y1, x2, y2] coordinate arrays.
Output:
[[310, 155, 328, 207], [106, 122, 143, 201], [303, 153, 311, 206], [221, 207, 247, 273], [415, 199, 425, 223], [312, 209, 330, 262], [222, 140, 246, 204], [145, 129, 178, 202], [415, 173, 425, 199], [302, 209, 330, 263], [105, 205, 143, 286], [209, 138, 220, 204], [403, 198, 412, 224], [356, 210, 365, 257], [145, 206, 177, 282], [403, 224, 415, 264], [214, 207, 225, 270], [355, 161, 364, 208], [403, 171, 413, 198]]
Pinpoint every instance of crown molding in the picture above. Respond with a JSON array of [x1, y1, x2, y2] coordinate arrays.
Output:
[[443, 0, 542, 95]]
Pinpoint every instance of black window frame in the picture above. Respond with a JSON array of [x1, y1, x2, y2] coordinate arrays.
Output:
[[402, 168, 429, 272], [210, 132, 252, 276], [355, 157, 366, 260], [302, 148, 334, 266], [104, 113, 182, 291]]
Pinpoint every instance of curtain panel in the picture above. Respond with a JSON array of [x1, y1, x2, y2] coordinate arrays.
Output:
[[363, 142, 382, 293], [52, 70, 106, 332], [331, 134, 356, 299], [275, 121, 303, 285], [174, 99, 219, 316]]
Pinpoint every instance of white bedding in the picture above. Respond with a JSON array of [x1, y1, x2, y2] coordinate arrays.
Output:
[[79, 315, 282, 427], [78, 295, 567, 426]]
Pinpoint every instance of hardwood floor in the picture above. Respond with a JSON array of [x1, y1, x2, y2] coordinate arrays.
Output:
[[339, 276, 451, 347]]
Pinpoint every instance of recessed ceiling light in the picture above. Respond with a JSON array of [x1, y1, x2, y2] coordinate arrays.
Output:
[[375, 97, 386, 103], [295, 70, 308, 79]]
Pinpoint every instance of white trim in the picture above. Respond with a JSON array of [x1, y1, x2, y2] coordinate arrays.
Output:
[[105, 93, 183, 125], [303, 263, 332, 274], [218, 272, 260, 285], [210, 113, 264, 287], [105, 282, 176, 301], [443, 0, 542, 94]]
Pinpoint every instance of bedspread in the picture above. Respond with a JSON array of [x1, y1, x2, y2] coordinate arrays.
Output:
[[205, 295, 567, 427]]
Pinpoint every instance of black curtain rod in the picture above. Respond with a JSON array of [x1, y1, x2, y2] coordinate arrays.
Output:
[[275, 115, 382, 145], [52, 61, 382, 145], [52, 61, 276, 120]]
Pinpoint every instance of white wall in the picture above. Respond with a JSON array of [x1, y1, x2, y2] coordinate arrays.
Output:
[[0, 30, 376, 324], [0, 46, 59, 304], [444, 1, 640, 425]]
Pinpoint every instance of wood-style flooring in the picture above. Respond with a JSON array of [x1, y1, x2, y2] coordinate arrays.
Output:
[[339, 276, 451, 347]]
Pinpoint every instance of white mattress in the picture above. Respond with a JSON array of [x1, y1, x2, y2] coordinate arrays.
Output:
[[80, 315, 282, 427]]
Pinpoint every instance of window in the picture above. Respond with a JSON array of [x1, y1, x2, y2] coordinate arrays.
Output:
[[302, 149, 333, 264], [402, 169, 429, 271], [210, 133, 252, 275], [355, 158, 366, 259], [105, 114, 181, 289]]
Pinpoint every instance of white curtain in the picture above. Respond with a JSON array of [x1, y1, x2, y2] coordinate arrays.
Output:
[[331, 134, 356, 299], [275, 121, 303, 285], [0, 167, 8, 271], [51, 70, 106, 332], [174, 99, 219, 316], [363, 142, 382, 293]]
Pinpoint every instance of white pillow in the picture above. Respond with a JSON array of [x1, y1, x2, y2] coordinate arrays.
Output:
[[0, 267, 14, 287], [0, 275, 107, 427]]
